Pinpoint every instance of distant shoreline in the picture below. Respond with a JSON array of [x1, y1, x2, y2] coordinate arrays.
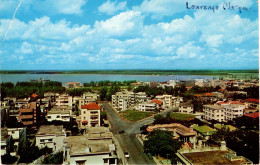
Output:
[[0, 70, 258, 76]]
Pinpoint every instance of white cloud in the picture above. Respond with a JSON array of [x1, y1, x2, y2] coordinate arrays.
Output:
[[175, 42, 203, 59], [94, 11, 144, 36], [98, 1, 127, 15]]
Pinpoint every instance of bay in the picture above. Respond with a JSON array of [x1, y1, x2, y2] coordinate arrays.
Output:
[[0, 74, 216, 84]]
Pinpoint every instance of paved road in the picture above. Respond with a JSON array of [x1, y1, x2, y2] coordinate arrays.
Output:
[[102, 103, 177, 165]]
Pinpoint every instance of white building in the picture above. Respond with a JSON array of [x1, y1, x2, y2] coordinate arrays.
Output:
[[46, 106, 72, 122], [155, 95, 173, 108], [224, 104, 244, 121], [56, 94, 73, 107], [63, 127, 118, 165], [7, 127, 26, 153], [78, 92, 99, 108], [203, 105, 225, 122], [35, 125, 66, 152], [81, 102, 101, 128], [179, 103, 194, 114], [1, 128, 15, 156], [137, 102, 156, 112]]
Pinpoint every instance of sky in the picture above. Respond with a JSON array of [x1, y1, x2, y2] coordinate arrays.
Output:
[[0, 0, 258, 70]]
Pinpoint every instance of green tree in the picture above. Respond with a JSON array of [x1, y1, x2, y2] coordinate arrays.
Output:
[[42, 151, 63, 164]]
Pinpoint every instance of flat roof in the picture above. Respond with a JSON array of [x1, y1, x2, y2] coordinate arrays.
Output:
[[182, 151, 248, 165], [193, 125, 217, 135], [36, 125, 65, 135], [203, 104, 224, 110]]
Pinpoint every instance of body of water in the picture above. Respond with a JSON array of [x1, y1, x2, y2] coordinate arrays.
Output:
[[0, 74, 216, 84]]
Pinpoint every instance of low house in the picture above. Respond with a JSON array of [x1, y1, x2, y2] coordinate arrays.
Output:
[[192, 125, 217, 140], [146, 123, 197, 145], [137, 102, 157, 112], [35, 125, 66, 152], [179, 103, 194, 114], [63, 127, 118, 165], [176, 141, 253, 165], [150, 99, 163, 110]]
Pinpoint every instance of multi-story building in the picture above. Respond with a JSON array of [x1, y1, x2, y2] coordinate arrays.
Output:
[[137, 102, 156, 112], [15, 98, 30, 108], [173, 97, 183, 107], [66, 82, 81, 88], [150, 99, 163, 110], [224, 104, 244, 121], [155, 95, 173, 108], [46, 106, 72, 122], [18, 102, 40, 126], [56, 94, 73, 107], [179, 103, 194, 114], [203, 105, 225, 122], [35, 125, 66, 152], [111, 91, 147, 111], [1, 128, 15, 156], [81, 102, 101, 127], [78, 92, 99, 108]]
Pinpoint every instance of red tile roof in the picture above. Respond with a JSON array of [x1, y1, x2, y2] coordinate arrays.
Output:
[[244, 112, 259, 119], [150, 99, 163, 105], [217, 101, 244, 105], [203, 93, 214, 97], [81, 102, 100, 110], [31, 93, 38, 98], [194, 94, 202, 97], [218, 89, 226, 92], [244, 98, 259, 103], [82, 120, 88, 124]]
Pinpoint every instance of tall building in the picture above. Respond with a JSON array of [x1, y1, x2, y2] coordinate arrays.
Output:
[[18, 102, 40, 125], [81, 102, 101, 128]]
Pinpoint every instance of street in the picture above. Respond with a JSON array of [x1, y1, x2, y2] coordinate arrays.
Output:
[[102, 103, 177, 165]]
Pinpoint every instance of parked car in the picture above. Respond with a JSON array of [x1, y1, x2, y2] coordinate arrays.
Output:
[[125, 152, 130, 158]]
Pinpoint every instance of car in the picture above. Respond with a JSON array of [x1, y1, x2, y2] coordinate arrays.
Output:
[[119, 130, 125, 134], [124, 152, 130, 158]]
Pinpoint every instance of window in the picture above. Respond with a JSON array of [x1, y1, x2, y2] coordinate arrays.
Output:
[[76, 160, 86, 165], [83, 111, 86, 114], [104, 159, 108, 163], [57, 115, 60, 118], [48, 139, 53, 142]]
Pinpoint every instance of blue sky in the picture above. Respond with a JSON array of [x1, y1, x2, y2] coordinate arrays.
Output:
[[0, 0, 258, 70]]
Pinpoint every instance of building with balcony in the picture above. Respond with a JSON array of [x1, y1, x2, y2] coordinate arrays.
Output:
[[78, 92, 99, 108], [224, 104, 244, 121], [179, 103, 194, 114], [18, 102, 40, 126], [155, 95, 173, 108], [56, 94, 73, 107], [46, 106, 72, 122], [203, 105, 225, 122], [81, 102, 101, 127], [137, 102, 156, 112], [35, 125, 66, 152], [63, 127, 118, 165]]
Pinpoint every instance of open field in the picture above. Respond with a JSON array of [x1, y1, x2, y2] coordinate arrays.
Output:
[[119, 110, 154, 121], [0, 70, 258, 76]]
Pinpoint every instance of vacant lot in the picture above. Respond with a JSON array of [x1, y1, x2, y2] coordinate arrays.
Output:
[[119, 110, 154, 121], [171, 113, 195, 121]]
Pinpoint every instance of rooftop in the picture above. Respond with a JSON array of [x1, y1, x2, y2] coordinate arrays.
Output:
[[150, 99, 163, 105], [81, 102, 100, 110], [214, 124, 237, 132], [36, 125, 65, 136], [244, 98, 259, 103], [192, 125, 217, 136], [204, 104, 224, 110], [243, 112, 259, 119]]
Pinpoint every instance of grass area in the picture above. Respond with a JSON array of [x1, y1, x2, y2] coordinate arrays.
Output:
[[119, 110, 154, 121], [170, 113, 195, 121]]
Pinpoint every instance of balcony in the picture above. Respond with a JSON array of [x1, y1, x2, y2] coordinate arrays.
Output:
[[20, 109, 33, 113], [19, 115, 33, 119]]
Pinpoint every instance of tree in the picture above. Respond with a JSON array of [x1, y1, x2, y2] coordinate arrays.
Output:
[[144, 130, 183, 163], [99, 87, 108, 101], [42, 151, 63, 164]]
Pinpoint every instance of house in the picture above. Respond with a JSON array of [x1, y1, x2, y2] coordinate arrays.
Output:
[[243, 112, 259, 119], [18, 102, 40, 126], [81, 102, 101, 128], [63, 127, 118, 165], [173, 97, 183, 108], [35, 125, 66, 152], [155, 95, 173, 108], [146, 123, 197, 145], [192, 125, 217, 140], [203, 105, 225, 122], [46, 106, 72, 122], [7, 127, 26, 153], [176, 141, 253, 165], [179, 103, 194, 114], [1, 128, 15, 156], [243, 98, 259, 109]]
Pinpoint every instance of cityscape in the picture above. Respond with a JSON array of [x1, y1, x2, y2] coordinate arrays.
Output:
[[0, 0, 259, 165]]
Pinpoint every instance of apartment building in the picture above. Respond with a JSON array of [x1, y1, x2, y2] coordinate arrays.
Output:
[[224, 104, 244, 121], [56, 94, 73, 107], [35, 125, 66, 152], [203, 105, 225, 122], [155, 95, 173, 108], [137, 102, 156, 112], [18, 102, 40, 126], [78, 92, 99, 108], [111, 91, 147, 111], [81, 102, 101, 127], [46, 106, 72, 122], [179, 103, 194, 114]]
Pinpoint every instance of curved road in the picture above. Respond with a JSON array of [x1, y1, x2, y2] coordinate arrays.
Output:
[[102, 103, 176, 165]]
